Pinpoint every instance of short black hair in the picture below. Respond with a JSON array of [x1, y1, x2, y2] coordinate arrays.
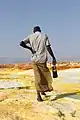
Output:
[[33, 26, 41, 33]]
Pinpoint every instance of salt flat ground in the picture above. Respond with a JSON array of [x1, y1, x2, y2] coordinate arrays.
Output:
[[0, 68, 80, 120]]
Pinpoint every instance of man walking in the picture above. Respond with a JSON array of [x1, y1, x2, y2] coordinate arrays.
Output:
[[20, 26, 56, 101]]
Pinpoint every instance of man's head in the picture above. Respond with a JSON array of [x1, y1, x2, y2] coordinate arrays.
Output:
[[33, 26, 41, 33]]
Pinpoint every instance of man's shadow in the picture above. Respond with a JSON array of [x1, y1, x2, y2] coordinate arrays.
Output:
[[51, 91, 80, 101]]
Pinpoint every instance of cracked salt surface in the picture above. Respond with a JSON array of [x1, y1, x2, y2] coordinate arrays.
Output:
[[58, 68, 80, 83], [0, 68, 80, 89], [0, 80, 23, 88]]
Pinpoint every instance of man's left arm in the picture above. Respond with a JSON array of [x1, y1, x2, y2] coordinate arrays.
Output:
[[20, 37, 35, 54], [20, 41, 33, 51]]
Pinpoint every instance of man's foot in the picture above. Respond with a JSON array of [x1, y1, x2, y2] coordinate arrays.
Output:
[[37, 91, 43, 102], [37, 97, 43, 102], [41, 92, 46, 95]]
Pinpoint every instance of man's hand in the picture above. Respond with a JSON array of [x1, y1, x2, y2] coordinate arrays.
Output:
[[31, 48, 36, 54]]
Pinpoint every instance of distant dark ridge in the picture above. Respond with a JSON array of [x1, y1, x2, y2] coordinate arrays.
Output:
[[0, 57, 30, 64], [0, 56, 80, 64]]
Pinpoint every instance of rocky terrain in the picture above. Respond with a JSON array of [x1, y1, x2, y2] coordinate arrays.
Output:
[[0, 61, 80, 70], [0, 62, 80, 120]]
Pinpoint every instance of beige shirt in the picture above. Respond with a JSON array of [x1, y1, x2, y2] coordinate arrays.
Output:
[[23, 32, 51, 63]]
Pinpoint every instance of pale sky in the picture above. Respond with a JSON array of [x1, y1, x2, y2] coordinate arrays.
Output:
[[0, 0, 80, 61]]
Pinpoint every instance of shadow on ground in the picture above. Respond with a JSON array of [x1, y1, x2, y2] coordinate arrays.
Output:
[[0, 86, 30, 90], [51, 91, 80, 101]]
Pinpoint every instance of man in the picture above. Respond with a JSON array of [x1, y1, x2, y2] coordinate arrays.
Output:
[[20, 26, 56, 102]]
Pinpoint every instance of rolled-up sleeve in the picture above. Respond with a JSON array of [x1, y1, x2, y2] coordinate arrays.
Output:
[[22, 36, 30, 44], [45, 34, 51, 46]]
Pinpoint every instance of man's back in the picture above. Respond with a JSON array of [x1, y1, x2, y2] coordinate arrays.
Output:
[[28, 32, 50, 63], [20, 26, 56, 64]]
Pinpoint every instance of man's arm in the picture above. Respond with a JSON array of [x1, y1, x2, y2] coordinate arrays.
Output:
[[46, 45, 56, 65], [20, 41, 34, 54]]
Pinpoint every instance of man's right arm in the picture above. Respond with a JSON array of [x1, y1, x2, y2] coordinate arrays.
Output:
[[46, 45, 56, 65], [45, 34, 56, 65]]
